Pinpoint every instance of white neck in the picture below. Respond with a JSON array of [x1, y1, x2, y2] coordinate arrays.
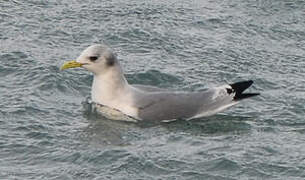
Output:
[[90, 64, 141, 119], [91, 64, 129, 104]]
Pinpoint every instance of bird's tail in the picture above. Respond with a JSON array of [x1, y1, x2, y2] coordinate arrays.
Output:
[[229, 80, 260, 101]]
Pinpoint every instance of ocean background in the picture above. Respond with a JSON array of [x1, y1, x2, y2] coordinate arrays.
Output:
[[1, 0, 305, 179]]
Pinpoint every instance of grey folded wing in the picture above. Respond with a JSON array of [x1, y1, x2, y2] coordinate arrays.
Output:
[[136, 90, 221, 121], [133, 84, 168, 92]]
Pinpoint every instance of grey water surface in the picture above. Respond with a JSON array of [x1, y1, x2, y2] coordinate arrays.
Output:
[[1, 0, 305, 179]]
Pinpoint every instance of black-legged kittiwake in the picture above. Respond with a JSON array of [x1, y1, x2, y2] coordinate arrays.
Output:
[[61, 44, 259, 122]]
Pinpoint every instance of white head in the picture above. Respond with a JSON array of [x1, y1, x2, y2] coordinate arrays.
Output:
[[61, 44, 119, 75], [61, 44, 131, 110]]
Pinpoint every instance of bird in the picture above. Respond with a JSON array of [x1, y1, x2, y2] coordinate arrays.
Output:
[[61, 44, 259, 122]]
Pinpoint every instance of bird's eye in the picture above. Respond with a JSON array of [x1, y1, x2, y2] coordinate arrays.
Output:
[[89, 56, 98, 61]]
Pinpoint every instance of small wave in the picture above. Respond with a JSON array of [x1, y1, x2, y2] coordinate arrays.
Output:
[[126, 70, 183, 88]]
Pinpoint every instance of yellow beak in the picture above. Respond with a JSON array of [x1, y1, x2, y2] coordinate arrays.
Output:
[[60, 60, 83, 70]]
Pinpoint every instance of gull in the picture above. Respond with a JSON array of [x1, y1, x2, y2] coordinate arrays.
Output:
[[61, 44, 259, 122]]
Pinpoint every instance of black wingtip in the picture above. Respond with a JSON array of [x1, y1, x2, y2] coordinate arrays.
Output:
[[230, 80, 253, 94], [229, 80, 259, 101], [234, 93, 260, 101]]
